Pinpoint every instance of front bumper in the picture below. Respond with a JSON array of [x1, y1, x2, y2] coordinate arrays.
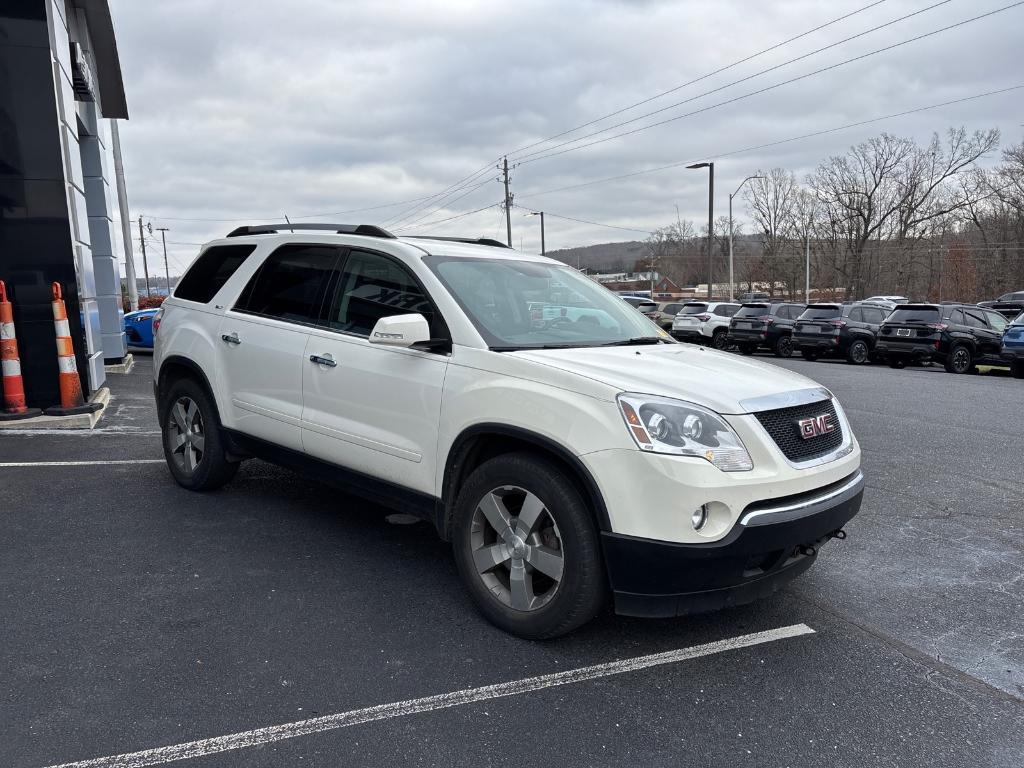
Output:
[[602, 471, 864, 617]]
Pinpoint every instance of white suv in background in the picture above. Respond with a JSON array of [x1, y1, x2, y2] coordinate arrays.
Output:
[[153, 223, 863, 639], [672, 301, 741, 349]]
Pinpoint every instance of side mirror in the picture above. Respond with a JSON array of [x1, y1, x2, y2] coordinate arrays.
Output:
[[368, 314, 431, 348]]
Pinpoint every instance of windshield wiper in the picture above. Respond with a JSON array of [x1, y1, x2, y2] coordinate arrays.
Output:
[[597, 336, 665, 346]]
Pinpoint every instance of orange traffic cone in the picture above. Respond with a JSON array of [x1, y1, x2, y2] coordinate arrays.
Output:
[[43, 282, 100, 416], [1, 280, 42, 420]]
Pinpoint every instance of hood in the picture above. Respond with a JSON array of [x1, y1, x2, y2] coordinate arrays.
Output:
[[124, 309, 159, 320], [510, 343, 823, 414]]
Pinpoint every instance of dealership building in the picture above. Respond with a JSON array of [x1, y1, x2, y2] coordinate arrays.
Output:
[[1, 0, 130, 409]]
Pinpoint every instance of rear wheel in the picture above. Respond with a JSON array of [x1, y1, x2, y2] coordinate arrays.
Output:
[[846, 339, 870, 365], [160, 378, 238, 491], [710, 328, 728, 350], [944, 344, 973, 374], [801, 350, 819, 361], [451, 453, 605, 639], [773, 334, 793, 357]]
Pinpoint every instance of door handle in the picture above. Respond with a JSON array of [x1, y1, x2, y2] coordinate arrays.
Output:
[[221, 333, 241, 345], [310, 354, 337, 368]]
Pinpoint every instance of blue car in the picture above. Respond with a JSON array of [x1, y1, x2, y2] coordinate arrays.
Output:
[[1001, 311, 1024, 379], [123, 307, 159, 348]]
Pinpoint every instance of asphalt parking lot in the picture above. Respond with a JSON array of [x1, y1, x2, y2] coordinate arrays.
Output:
[[2, 353, 1022, 767]]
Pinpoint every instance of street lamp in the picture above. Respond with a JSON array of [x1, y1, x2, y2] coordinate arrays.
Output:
[[728, 175, 764, 302], [687, 162, 714, 299], [527, 211, 545, 255]]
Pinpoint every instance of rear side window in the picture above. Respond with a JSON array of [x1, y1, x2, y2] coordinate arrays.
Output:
[[847, 308, 864, 322], [946, 308, 965, 325], [234, 244, 341, 325], [173, 244, 256, 303], [866, 308, 888, 324], [326, 249, 437, 337]]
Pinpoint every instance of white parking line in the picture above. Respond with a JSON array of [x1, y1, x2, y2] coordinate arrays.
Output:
[[44, 624, 814, 768], [0, 460, 164, 467]]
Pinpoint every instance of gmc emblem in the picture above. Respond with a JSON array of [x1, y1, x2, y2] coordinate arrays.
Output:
[[798, 413, 836, 440]]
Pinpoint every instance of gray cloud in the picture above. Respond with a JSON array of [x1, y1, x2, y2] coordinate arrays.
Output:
[[109, 0, 1023, 269]]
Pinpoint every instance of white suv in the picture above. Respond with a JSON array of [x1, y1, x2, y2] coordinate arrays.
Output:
[[672, 301, 741, 349], [153, 224, 863, 639]]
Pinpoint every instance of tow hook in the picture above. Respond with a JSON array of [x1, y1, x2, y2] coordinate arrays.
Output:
[[830, 529, 848, 540], [799, 544, 817, 557]]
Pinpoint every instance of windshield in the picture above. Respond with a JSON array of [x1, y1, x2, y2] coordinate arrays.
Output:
[[734, 304, 770, 318], [799, 306, 841, 320], [679, 303, 708, 315], [886, 307, 940, 324], [426, 256, 665, 349]]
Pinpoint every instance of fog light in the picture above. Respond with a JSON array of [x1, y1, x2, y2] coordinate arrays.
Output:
[[691, 504, 709, 531]]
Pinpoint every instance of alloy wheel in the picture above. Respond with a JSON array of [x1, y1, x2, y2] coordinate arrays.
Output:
[[850, 341, 868, 364], [470, 486, 564, 612], [951, 347, 970, 373], [167, 396, 205, 475]]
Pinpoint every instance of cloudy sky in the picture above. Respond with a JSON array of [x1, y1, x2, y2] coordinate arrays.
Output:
[[108, 0, 1023, 272]]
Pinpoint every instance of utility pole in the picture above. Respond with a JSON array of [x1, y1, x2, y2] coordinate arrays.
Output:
[[137, 216, 151, 297], [157, 227, 171, 295], [111, 120, 138, 311], [805, 234, 811, 303], [501, 156, 513, 247]]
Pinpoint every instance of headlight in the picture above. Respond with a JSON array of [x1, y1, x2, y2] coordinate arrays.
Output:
[[617, 393, 753, 471]]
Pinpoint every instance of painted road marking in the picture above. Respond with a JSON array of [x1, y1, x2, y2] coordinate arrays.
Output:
[[0, 460, 165, 467], [43, 624, 814, 768]]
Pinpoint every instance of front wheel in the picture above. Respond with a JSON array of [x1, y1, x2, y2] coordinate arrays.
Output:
[[846, 339, 870, 365], [944, 344, 973, 374], [160, 378, 239, 491], [451, 453, 605, 639]]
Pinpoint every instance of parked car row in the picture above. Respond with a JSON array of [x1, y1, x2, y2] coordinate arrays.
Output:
[[655, 297, 1024, 378]]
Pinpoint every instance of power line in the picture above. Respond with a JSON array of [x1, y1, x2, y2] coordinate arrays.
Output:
[[516, 2, 1024, 166], [542, 212, 654, 235], [381, 159, 500, 227], [392, 177, 498, 231], [407, 202, 505, 233], [504, 0, 891, 159], [516, 84, 1024, 200]]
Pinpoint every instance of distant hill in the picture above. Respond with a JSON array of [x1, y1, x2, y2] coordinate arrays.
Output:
[[546, 240, 648, 272]]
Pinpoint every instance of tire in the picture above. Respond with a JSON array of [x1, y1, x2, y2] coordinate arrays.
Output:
[[773, 334, 794, 357], [160, 377, 239, 491], [451, 452, 605, 639], [888, 358, 906, 369], [846, 339, 870, 365], [1012, 361, 1024, 379], [710, 328, 728, 350], [944, 344, 973, 374], [738, 344, 756, 356]]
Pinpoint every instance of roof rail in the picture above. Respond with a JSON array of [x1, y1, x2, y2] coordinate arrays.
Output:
[[405, 236, 512, 249], [225, 223, 396, 238]]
